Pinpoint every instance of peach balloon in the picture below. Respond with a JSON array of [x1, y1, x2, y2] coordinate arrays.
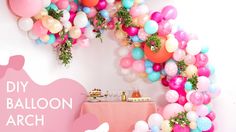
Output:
[[31, 20, 48, 37], [185, 65, 198, 78], [138, 15, 149, 27], [40, 35, 50, 42], [115, 30, 127, 41], [49, 20, 63, 33], [69, 26, 82, 39], [34, 8, 48, 20], [42, 16, 55, 29], [120, 39, 129, 46], [144, 37, 173, 63]]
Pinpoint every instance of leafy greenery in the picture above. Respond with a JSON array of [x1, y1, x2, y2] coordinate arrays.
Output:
[[48, 8, 63, 20], [177, 60, 187, 73], [169, 112, 190, 128], [116, 7, 134, 27], [188, 74, 198, 90], [59, 28, 66, 40], [93, 13, 107, 42], [146, 35, 161, 52], [58, 40, 72, 66]]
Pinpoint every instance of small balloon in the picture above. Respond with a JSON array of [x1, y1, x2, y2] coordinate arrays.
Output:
[[165, 90, 179, 103], [190, 91, 204, 105], [18, 18, 34, 31], [161, 5, 177, 20], [144, 20, 158, 34]]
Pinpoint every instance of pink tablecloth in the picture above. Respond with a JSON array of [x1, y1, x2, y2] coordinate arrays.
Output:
[[80, 102, 157, 132]]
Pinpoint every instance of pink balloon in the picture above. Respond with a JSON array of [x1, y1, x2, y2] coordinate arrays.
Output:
[[153, 63, 162, 72], [169, 76, 187, 96], [157, 20, 172, 36], [130, 6, 139, 17], [198, 67, 210, 77], [206, 111, 216, 121], [161, 76, 169, 87], [161, 5, 177, 20], [151, 11, 163, 23], [138, 28, 149, 41], [173, 124, 190, 132], [9, 0, 43, 17], [165, 90, 179, 103], [56, 0, 69, 9], [195, 53, 208, 67], [202, 92, 211, 104], [173, 49, 186, 61], [164, 61, 178, 77], [132, 60, 145, 73], [31, 20, 48, 37], [196, 105, 209, 117], [163, 103, 184, 119], [184, 54, 196, 65], [126, 26, 139, 36], [197, 76, 210, 92], [96, 0, 107, 10], [190, 91, 204, 105], [77, 35, 90, 48], [177, 95, 187, 106], [69, 12, 76, 23], [120, 57, 133, 68], [70, 1, 78, 12], [87, 7, 97, 18], [174, 30, 189, 42]]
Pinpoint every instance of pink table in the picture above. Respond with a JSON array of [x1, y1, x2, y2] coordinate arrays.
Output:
[[80, 102, 157, 132]]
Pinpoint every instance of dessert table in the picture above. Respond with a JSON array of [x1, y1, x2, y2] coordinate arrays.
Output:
[[80, 102, 157, 132]]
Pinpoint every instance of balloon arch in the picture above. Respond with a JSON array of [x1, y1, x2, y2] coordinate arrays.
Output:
[[9, 0, 220, 131]]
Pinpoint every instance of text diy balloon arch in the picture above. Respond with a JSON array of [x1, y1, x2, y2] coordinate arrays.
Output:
[[8, 0, 220, 131]]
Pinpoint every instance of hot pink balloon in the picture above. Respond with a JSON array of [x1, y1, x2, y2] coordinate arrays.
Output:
[[31, 20, 48, 37], [132, 60, 145, 73], [120, 57, 133, 68], [126, 26, 139, 36], [96, 0, 107, 10], [177, 95, 187, 106], [206, 111, 216, 121], [163, 103, 184, 119], [9, 0, 43, 17], [173, 124, 190, 132], [198, 67, 210, 77], [161, 5, 177, 20], [153, 63, 162, 72], [70, 1, 78, 13], [190, 91, 204, 105], [158, 20, 172, 36], [203, 92, 211, 104], [169, 76, 187, 95], [56, 0, 69, 9], [151, 11, 163, 23], [174, 30, 189, 42], [195, 53, 208, 67]]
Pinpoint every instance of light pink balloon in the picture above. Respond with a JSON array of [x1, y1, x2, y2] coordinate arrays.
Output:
[[173, 49, 186, 61], [190, 91, 204, 105], [56, 0, 69, 10], [77, 36, 90, 48], [87, 7, 97, 18], [184, 54, 196, 65], [31, 20, 48, 37], [202, 92, 211, 104], [132, 60, 145, 73], [158, 20, 172, 36], [138, 28, 149, 41], [164, 61, 178, 76], [196, 105, 209, 117], [130, 6, 139, 17], [9, 0, 43, 17], [165, 90, 179, 103], [197, 76, 210, 92], [195, 53, 208, 67], [162, 103, 184, 119]]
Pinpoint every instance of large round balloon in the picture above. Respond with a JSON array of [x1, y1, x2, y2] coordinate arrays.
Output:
[[144, 37, 173, 63], [9, 0, 43, 17], [81, 0, 99, 7]]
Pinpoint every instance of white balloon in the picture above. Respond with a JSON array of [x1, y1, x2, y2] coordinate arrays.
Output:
[[148, 113, 163, 128], [184, 102, 193, 112], [106, 0, 115, 3], [28, 31, 38, 40], [18, 18, 33, 31], [186, 40, 201, 55], [117, 46, 129, 57], [120, 68, 131, 75], [63, 21, 72, 32], [85, 122, 109, 132], [186, 90, 194, 102], [187, 111, 198, 122], [74, 11, 88, 28], [42, 0, 51, 7], [84, 26, 96, 39], [61, 10, 70, 22], [165, 36, 178, 53], [124, 72, 137, 82], [134, 120, 149, 132]]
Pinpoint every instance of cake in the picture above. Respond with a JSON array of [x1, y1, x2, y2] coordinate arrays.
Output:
[[89, 88, 102, 97]]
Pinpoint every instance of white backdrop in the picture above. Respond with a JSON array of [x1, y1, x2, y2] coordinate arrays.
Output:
[[1, 0, 236, 131]]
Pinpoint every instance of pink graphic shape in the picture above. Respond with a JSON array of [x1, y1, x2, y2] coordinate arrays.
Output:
[[0, 55, 97, 132]]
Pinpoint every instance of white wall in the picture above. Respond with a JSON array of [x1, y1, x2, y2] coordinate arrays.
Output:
[[1, 0, 236, 131]]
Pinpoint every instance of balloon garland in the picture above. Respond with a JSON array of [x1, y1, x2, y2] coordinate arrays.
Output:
[[9, 0, 220, 131]]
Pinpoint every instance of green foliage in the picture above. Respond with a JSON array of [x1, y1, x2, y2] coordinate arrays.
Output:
[[188, 74, 198, 90], [58, 40, 72, 66], [48, 8, 63, 20], [169, 112, 191, 128], [116, 7, 133, 27], [145, 35, 161, 52], [177, 60, 187, 73]]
